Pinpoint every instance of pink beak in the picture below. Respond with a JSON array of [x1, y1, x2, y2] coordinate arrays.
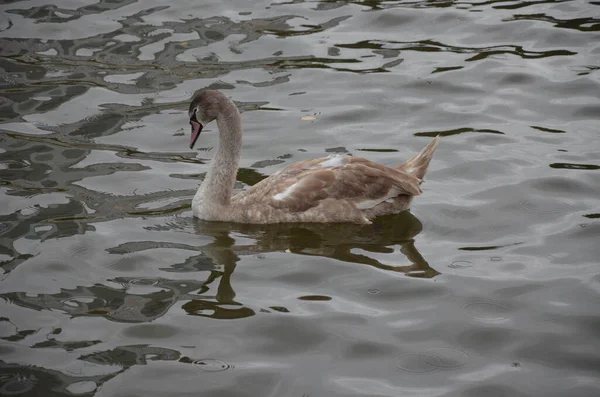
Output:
[[190, 120, 203, 149]]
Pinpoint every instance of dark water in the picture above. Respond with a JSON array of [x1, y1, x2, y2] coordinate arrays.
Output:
[[1, 0, 599, 396]]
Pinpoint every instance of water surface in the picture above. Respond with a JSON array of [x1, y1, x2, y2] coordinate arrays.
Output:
[[1, 0, 599, 396]]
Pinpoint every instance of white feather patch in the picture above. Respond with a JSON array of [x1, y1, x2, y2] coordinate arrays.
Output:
[[316, 155, 347, 168], [273, 182, 299, 201]]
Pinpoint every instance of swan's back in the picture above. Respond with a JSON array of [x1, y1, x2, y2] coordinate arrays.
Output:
[[230, 136, 439, 224]]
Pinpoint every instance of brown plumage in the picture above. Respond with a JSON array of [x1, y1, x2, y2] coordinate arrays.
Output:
[[187, 90, 440, 224]]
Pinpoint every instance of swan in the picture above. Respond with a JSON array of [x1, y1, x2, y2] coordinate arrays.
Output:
[[187, 90, 439, 224]]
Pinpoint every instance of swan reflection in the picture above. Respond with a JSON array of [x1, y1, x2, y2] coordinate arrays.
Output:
[[1, 211, 437, 323], [183, 210, 439, 319]]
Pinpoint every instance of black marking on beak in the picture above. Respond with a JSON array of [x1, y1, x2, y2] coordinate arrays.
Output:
[[190, 110, 203, 149]]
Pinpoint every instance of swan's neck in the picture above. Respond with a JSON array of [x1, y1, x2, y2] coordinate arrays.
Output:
[[194, 106, 242, 210]]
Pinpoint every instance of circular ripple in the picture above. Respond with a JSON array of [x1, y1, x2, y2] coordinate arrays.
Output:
[[422, 348, 469, 369], [395, 352, 439, 374], [66, 381, 97, 395], [449, 255, 542, 278], [367, 288, 380, 294], [128, 278, 160, 287], [448, 261, 473, 269], [463, 300, 512, 323], [519, 198, 572, 214], [192, 358, 232, 372]]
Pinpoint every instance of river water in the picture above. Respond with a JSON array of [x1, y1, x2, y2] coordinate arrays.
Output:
[[1, 1, 599, 396]]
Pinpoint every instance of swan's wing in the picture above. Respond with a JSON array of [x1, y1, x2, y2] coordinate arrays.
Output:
[[237, 155, 422, 213]]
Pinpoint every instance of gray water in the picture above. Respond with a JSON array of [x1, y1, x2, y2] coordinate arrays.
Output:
[[1, 0, 599, 396]]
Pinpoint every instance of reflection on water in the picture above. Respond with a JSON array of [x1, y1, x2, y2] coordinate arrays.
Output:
[[2, 211, 437, 325], [0, 361, 116, 396], [1, 0, 599, 396]]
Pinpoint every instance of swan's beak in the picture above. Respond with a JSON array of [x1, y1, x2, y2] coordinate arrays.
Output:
[[189, 119, 203, 149]]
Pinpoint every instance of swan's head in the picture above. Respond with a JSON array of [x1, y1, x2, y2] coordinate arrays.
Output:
[[188, 90, 222, 149]]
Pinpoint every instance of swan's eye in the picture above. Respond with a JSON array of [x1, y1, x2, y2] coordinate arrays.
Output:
[[190, 108, 199, 122]]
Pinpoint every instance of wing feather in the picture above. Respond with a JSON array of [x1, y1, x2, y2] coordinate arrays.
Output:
[[234, 155, 422, 213]]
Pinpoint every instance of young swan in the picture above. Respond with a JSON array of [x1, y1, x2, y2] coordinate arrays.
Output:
[[188, 90, 439, 224]]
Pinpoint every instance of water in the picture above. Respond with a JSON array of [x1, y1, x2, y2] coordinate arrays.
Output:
[[1, 0, 599, 396]]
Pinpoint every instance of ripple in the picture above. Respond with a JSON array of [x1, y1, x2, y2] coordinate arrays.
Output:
[[448, 261, 473, 269], [529, 175, 598, 195], [447, 254, 542, 278], [66, 381, 97, 395], [519, 198, 573, 214], [463, 299, 513, 323], [192, 358, 233, 372], [490, 256, 542, 275], [66, 241, 94, 258], [458, 327, 516, 354], [367, 288, 380, 294], [395, 352, 439, 374], [421, 348, 469, 369], [127, 278, 160, 287], [395, 348, 468, 373]]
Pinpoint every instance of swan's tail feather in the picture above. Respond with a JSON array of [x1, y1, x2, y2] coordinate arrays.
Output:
[[396, 135, 440, 181]]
